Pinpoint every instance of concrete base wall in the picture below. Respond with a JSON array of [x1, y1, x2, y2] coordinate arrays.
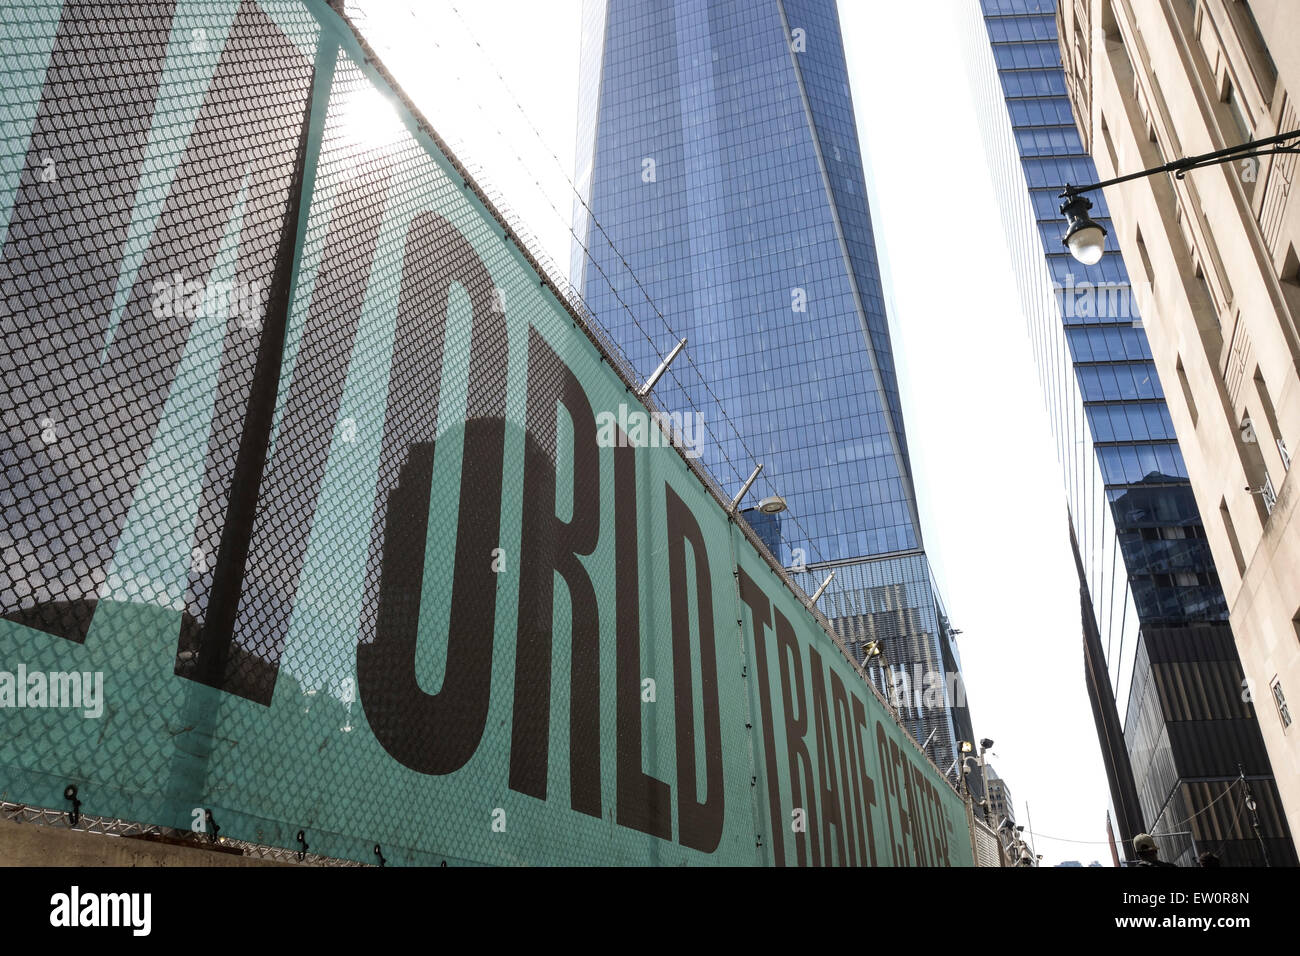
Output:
[[0, 818, 294, 867]]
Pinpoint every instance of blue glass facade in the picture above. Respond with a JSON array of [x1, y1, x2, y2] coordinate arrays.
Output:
[[572, 0, 967, 775], [970, 0, 1293, 866], [984, 3, 1224, 627]]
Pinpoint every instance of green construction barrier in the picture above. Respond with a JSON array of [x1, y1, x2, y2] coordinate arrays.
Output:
[[0, 0, 973, 866]]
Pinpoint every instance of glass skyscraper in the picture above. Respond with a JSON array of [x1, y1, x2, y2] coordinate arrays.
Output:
[[967, 0, 1294, 865], [571, 0, 972, 778]]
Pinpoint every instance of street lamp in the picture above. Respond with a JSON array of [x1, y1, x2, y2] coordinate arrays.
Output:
[[863, 640, 890, 702], [957, 739, 975, 799], [1059, 128, 1300, 265], [863, 637, 883, 668], [730, 465, 788, 516], [975, 739, 994, 824], [1060, 193, 1106, 265], [997, 818, 1022, 865]]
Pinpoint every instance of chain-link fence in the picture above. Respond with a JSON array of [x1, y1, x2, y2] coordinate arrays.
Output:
[[0, 0, 973, 866]]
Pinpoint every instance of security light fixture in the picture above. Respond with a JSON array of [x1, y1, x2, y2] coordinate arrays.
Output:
[[728, 464, 763, 514]]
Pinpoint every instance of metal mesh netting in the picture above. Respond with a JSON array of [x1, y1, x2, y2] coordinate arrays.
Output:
[[970, 810, 1006, 867], [0, 0, 972, 866]]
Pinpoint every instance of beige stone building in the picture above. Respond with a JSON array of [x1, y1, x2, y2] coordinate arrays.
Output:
[[1057, 0, 1300, 839]]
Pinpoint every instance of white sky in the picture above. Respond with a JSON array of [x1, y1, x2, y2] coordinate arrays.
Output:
[[353, 0, 1116, 866]]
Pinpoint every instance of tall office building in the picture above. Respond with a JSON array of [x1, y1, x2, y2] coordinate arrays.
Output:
[[1056, 0, 1300, 857], [984, 764, 1015, 828], [571, 0, 971, 775], [965, 0, 1294, 865]]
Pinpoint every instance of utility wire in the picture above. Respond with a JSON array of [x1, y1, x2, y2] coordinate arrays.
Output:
[[1030, 777, 1244, 850], [1029, 830, 1193, 846], [1212, 786, 1249, 857], [412, 0, 833, 573], [1149, 776, 1241, 838]]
